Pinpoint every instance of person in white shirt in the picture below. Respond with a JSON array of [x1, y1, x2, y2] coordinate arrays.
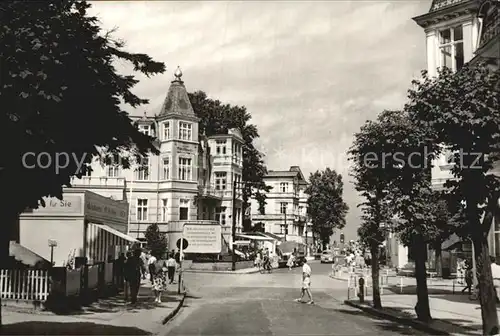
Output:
[[147, 252, 157, 283], [295, 259, 314, 304], [166, 253, 177, 284]]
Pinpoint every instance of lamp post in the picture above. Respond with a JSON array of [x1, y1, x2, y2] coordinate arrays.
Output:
[[48, 239, 57, 266], [284, 207, 287, 242]]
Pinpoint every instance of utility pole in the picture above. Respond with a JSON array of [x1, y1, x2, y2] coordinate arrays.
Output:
[[231, 179, 237, 271], [284, 207, 287, 242]]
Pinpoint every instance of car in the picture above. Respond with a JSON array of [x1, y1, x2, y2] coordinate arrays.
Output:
[[320, 250, 334, 263]]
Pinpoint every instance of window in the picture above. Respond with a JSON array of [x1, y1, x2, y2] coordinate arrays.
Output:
[[234, 174, 241, 185], [161, 199, 168, 221], [280, 182, 289, 192], [136, 199, 148, 221], [179, 199, 189, 220], [280, 202, 287, 214], [438, 25, 464, 71], [178, 157, 192, 181], [299, 205, 304, 215], [179, 122, 192, 140], [215, 172, 227, 190], [139, 124, 151, 136], [163, 122, 171, 140], [106, 165, 119, 177], [162, 157, 170, 180], [215, 207, 227, 225], [136, 157, 150, 180], [216, 140, 227, 155]]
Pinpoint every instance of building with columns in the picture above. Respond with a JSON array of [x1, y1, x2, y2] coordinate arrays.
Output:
[[250, 166, 312, 244], [70, 67, 244, 252]]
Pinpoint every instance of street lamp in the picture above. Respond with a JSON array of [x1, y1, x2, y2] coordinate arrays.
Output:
[[48, 239, 57, 266]]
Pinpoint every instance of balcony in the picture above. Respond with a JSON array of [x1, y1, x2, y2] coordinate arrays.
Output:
[[212, 154, 243, 168], [198, 184, 224, 199], [71, 176, 126, 188]]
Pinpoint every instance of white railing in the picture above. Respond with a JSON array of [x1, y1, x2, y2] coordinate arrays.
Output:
[[0, 269, 50, 301], [88, 265, 99, 289], [65, 268, 81, 296], [71, 176, 126, 187]]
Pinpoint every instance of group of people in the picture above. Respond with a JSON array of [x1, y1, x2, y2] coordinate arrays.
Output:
[[118, 248, 181, 304], [254, 247, 272, 270]]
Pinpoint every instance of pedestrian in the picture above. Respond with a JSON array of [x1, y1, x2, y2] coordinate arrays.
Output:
[[174, 249, 180, 264], [462, 262, 473, 295], [124, 249, 142, 304], [295, 259, 314, 304], [147, 251, 157, 283], [152, 253, 168, 303], [140, 250, 148, 280], [287, 253, 295, 271], [491, 256, 500, 303], [167, 253, 177, 284], [123, 251, 132, 301]]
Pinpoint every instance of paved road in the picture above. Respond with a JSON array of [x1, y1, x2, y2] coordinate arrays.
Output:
[[161, 262, 425, 335]]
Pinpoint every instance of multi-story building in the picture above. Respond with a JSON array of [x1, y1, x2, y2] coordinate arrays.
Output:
[[386, 0, 500, 271], [250, 166, 311, 243], [71, 67, 244, 251]]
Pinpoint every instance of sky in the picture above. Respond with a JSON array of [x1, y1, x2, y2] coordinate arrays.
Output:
[[89, 0, 430, 241]]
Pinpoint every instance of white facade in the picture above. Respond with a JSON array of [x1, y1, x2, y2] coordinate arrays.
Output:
[[70, 69, 244, 252], [250, 166, 311, 243]]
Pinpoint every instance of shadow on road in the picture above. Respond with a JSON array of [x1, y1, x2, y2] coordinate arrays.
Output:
[[333, 308, 419, 335], [0, 321, 150, 335]]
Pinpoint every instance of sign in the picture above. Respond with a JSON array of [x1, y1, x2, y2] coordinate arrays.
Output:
[[182, 224, 221, 253], [84, 192, 128, 224], [176, 238, 189, 250], [28, 195, 84, 215], [48, 239, 57, 247], [176, 144, 194, 153]]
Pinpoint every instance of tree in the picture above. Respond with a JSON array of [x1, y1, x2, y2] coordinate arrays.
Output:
[[406, 63, 500, 334], [305, 168, 348, 248], [144, 223, 168, 257], [0, 0, 164, 326], [348, 110, 410, 309], [188, 91, 271, 231]]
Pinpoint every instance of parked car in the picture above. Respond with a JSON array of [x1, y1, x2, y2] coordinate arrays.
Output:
[[320, 250, 334, 263]]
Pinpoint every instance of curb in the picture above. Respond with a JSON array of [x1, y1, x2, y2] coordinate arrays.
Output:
[[162, 291, 187, 325], [329, 275, 348, 281], [343, 300, 450, 335], [183, 269, 261, 274]]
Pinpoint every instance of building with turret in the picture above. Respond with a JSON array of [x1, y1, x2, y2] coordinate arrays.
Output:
[[71, 67, 244, 251]]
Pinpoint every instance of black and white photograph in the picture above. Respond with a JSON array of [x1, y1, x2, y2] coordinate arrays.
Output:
[[1, 0, 499, 335]]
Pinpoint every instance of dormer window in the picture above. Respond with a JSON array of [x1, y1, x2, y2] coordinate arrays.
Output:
[[179, 121, 192, 141], [139, 124, 151, 136], [106, 165, 120, 177], [163, 122, 171, 140], [438, 25, 464, 71]]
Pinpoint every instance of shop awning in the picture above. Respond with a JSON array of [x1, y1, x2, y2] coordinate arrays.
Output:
[[94, 224, 139, 243], [236, 234, 275, 241]]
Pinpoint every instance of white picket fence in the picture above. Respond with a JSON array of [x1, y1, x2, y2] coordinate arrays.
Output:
[[0, 269, 50, 301]]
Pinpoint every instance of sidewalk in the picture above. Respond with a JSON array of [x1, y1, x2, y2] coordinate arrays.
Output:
[[2, 280, 185, 335], [183, 267, 261, 274], [345, 292, 490, 335]]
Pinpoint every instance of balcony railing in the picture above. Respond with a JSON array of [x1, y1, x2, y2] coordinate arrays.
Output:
[[71, 176, 126, 187], [430, 0, 467, 12], [198, 184, 224, 198], [479, 6, 499, 48]]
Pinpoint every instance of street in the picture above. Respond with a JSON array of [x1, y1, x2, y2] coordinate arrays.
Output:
[[161, 262, 425, 335]]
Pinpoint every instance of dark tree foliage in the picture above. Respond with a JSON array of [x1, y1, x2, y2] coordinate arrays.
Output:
[[144, 223, 168, 257], [0, 0, 165, 326], [188, 91, 271, 232], [406, 63, 500, 334], [305, 168, 349, 247]]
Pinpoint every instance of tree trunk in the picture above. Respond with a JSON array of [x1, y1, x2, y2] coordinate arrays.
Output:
[[434, 241, 442, 277], [473, 234, 499, 335], [370, 242, 382, 309], [414, 234, 432, 322]]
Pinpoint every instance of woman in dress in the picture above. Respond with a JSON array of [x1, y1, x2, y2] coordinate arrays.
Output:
[[287, 253, 295, 271], [152, 252, 168, 303]]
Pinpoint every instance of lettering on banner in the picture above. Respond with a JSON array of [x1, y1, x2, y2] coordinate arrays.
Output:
[[184, 225, 221, 253]]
